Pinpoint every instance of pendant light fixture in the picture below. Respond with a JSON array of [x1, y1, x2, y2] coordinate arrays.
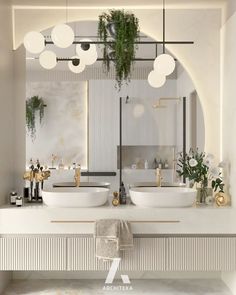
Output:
[[51, 23, 74, 49], [148, 0, 176, 88], [51, 0, 74, 49], [39, 50, 57, 69], [23, 31, 45, 54], [76, 39, 98, 65], [23, 0, 99, 73], [68, 56, 86, 73], [148, 70, 166, 88]]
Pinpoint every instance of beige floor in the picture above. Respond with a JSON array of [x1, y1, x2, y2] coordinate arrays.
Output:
[[2, 279, 232, 295]]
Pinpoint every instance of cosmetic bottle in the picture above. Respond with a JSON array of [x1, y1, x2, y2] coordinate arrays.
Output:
[[144, 160, 149, 169], [158, 159, 162, 169], [10, 191, 17, 205], [59, 158, 64, 169], [153, 158, 158, 169], [16, 195, 23, 207], [164, 160, 169, 169], [119, 182, 127, 205], [23, 187, 29, 201]]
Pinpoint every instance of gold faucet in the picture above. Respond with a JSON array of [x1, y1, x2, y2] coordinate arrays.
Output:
[[74, 165, 81, 187], [156, 168, 162, 187]]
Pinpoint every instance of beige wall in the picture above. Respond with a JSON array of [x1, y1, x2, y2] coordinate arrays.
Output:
[[13, 45, 26, 192], [0, 0, 13, 292], [221, 4, 236, 294], [13, 7, 221, 159]]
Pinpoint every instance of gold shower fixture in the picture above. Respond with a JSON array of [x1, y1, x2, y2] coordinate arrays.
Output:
[[153, 97, 181, 109]]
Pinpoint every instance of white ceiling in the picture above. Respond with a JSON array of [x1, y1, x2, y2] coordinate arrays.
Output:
[[12, 0, 226, 9]]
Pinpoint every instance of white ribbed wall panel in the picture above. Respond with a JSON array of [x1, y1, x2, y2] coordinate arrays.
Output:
[[68, 237, 166, 271], [168, 237, 236, 272], [26, 67, 175, 82], [0, 237, 67, 271]]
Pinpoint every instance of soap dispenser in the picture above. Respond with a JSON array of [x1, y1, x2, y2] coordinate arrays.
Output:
[[119, 182, 127, 205]]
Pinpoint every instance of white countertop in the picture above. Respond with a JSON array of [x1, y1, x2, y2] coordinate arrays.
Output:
[[0, 199, 235, 235]]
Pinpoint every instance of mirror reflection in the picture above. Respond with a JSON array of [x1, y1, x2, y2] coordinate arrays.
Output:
[[25, 21, 205, 192]]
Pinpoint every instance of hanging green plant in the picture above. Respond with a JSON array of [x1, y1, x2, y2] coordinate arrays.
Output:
[[26, 95, 46, 139], [98, 10, 140, 90]]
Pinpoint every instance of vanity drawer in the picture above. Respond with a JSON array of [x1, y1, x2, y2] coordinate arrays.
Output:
[[67, 237, 166, 271], [167, 237, 236, 271], [0, 236, 67, 271]]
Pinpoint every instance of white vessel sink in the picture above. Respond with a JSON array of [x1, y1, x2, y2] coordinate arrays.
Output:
[[42, 187, 109, 208], [129, 187, 197, 208]]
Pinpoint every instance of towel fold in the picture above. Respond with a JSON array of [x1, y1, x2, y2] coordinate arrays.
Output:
[[119, 220, 133, 250], [94, 219, 133, 260]]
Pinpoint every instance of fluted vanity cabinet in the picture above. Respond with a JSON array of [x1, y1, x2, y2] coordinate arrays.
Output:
[[67, 236, 236, 272], [0, 236, 67, 271], [1, 236, 235, 271]]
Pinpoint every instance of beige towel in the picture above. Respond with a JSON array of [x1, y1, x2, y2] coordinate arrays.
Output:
[[95, 219, 120, 239], [119, 220, 133, 250], [95, 219, 133, 260]]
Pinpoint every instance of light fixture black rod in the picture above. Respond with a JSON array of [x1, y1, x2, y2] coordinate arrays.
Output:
[[57, 57, 177, 62], [119, 96, 123, 189], [163, 0, 166, 54], [45, 40, 194, 45], [183, 96, 187, 184]]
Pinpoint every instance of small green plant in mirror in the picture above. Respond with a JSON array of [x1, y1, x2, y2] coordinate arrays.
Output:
[[26, 95, 45, 140], [176, 149, 224, 202], [98, 9, 140, 90]]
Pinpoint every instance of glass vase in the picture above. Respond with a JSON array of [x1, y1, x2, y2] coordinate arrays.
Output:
[[196, 186, 213, 204]]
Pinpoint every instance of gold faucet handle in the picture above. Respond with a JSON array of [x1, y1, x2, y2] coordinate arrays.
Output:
[[41, 170, 50, 180]]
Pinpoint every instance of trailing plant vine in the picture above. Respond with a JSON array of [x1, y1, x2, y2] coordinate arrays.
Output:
[[98, 10, 139, 90], [26, 95, 45, 140]]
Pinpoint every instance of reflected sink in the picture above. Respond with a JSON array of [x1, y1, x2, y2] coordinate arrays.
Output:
[[42, 187, 110, 208], [129, 187, 196, 208]]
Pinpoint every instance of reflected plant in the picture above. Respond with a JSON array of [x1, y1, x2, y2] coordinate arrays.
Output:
[[26, 95, 45, 140]]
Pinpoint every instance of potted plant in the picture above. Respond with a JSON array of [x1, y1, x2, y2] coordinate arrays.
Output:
[[26, 95, 46, 140], [176, 149, 225, 204], [98, 9, 140, 89]]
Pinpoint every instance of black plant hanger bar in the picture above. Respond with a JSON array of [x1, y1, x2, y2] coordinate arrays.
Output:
[[40, 0, 194, 63], [43, 39, 194, 63]]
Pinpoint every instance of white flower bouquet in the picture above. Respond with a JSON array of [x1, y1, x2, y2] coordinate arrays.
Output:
[[177, 149, 224, 194]]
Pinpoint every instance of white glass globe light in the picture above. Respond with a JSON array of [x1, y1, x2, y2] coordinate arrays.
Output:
[[76, 39, 98, 65], [154, 54, 175, 76], [39, 50, 57, 69], [76, 45, 98, 65], [76, 38, 96, 54], [148, 70, 166, 88], [68, 56, 85, 73], [51, 24, 74, 48], [23, 31, 45, 54]]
